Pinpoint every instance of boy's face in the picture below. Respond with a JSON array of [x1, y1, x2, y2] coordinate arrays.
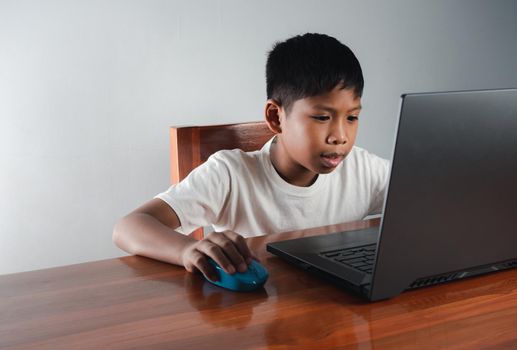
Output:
[[265, 86, 362, 187]]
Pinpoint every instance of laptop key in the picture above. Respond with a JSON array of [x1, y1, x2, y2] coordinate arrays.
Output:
[[350, 262, 369, 268], [341, 257, 364, 264], [321, 244, 377, 273]]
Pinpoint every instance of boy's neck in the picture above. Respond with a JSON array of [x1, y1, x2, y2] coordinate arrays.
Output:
[[269, 138, 319, 187]]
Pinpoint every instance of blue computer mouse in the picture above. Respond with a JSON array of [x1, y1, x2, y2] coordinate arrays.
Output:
[[205, 258, 269, 292]]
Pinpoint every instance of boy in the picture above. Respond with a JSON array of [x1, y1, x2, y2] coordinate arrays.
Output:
[[113, 33, 389, 282]]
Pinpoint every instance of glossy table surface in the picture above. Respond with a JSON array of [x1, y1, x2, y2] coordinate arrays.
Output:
[[2, 218, 517, 349]]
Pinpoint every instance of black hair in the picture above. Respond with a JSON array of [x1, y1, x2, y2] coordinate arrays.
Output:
[[266, 33, 364, 113]]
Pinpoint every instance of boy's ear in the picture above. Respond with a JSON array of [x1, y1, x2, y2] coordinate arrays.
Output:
[[264, 99, 283, 134]]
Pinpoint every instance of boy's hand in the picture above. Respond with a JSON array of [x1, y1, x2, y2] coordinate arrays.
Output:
[[180, 231, 256, 281]]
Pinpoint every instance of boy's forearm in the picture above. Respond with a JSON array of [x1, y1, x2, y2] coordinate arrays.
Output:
[[113, 213, 195, 266]]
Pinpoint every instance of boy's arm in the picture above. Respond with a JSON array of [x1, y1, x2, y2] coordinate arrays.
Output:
[[113, 198, 253, 280]]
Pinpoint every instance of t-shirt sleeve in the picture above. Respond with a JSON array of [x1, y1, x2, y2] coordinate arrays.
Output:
[[154, 153, 231, 235], [367, 154, 391, 215]]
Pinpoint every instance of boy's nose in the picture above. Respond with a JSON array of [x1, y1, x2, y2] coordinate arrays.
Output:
[[327, 128, 348, 145]]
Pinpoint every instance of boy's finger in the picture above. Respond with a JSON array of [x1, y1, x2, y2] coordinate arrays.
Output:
[[208, 234, 247, 273], [190, 252, 218, 282], [197, 241, 235, 275], [223, 231, 254, 265]]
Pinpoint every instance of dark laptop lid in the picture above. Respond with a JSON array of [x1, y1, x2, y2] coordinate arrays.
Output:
[[370, 88, 517, 300]]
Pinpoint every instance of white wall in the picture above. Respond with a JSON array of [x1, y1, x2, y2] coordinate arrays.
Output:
[[1, 0, 516, 275]]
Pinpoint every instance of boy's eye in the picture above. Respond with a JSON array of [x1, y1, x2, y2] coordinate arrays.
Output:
[[347, 116, 359, 122], [312, 115, 330, 121]]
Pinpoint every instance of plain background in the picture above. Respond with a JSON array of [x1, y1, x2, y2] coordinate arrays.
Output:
[[1, 0, 517, 275]]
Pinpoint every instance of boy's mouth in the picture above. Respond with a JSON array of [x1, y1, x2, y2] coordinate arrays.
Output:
[[320, 152, 345, 168]]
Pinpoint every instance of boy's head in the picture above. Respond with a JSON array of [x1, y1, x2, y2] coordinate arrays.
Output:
[[266, 33, 363, 115], [264, 33, 364, 187]]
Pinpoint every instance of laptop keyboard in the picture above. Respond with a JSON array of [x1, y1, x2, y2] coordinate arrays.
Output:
[[320, 244, 377, 274]]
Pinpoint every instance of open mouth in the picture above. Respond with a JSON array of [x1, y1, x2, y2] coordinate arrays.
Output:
[[320, 153, 345, 168]]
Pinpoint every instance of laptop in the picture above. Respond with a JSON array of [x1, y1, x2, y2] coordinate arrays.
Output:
[[266, 88, 517, 301]]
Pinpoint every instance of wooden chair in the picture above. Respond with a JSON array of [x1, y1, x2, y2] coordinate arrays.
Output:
[[170, 121, 275, 240]]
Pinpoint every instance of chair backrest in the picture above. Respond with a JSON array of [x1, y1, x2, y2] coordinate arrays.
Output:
[[169, 121, 275, 239]]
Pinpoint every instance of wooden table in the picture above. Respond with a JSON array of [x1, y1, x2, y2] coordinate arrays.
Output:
[[2, 218, 517, 349]]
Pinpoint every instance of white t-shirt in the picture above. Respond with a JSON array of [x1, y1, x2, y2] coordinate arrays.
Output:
[[155, 138, 390, 237]]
